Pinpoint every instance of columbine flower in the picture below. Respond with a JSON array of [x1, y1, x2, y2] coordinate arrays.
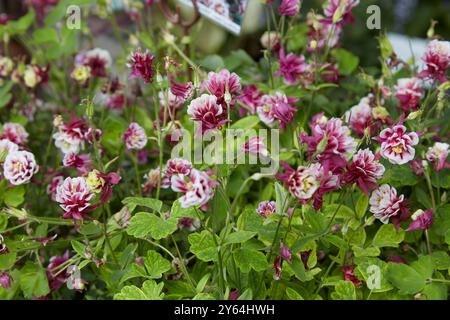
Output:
[[369, 184, 405, 224], [3, 150, 39, 185], [394, 78, 423, 112], [418, 40, 450, 83], [260, 31, 281, 52], [171, 169, 215, 208], [342, 265, 362, 287], [187, 94, 227, 134], [322, 0, 360, 26], [127, 49, 155, 83], [237, 85, 263, 115], [122, 122, 148, 150], [47, 175, 64, 201], [63, 152, 91, 172], [75, 48, 112, 78], [257, 92, 298, 129], [300, 118, 357, 171], [278, 0, 301, 17], [280, 243, 292, 262], [0, 139, 18, 161], [286, 163, 339, 210], [377, 125, 419, 165], [407, 209, 433, 232], [170, 79, 194, 102], [1, 123, 29, 145], [86, 170, 121, 204], [203, 69, 241, 105], [344, 95, 374, 136], [53, 116, 89, 155], [256, 200, 276, 218], [85, 169, 105, 194], [142, 168, 171, 193], [342, 149, 385, 195], [0, 272, 11, 289], [426, 142, 449, 172], [177, 217, 201, 232], [242, 136, 269, 157], [164, 158, 192, 176], [276, 48, 308, 85], [71, 65, 91, 85], [23, 64, 48, 88], [46, 251, 70, 291], [55, 177, 96, 220]]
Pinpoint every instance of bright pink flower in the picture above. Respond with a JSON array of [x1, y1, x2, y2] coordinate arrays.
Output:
[[46, 251, 70, 291], [47, 175, 64, 201], [378, 125, 419, 165], [342, 265, 362, 287], [300, 118, 357, 171], [187, 94, 227, 133], [418, 40, 450, 83], [280, 243, 292, 262], [278, 0, 301, 17], [228, 290, 240, 300], [123, 122, 148, 150], [344, 95, 374, 136], [164, 158, 192, 176], [204, 69, 241, 105], [63, 152, 91, 171], [237, 85, 263, 115], [142, 168, 171, 193], [127, 49, 155, 83], [55, 177, 96, 220], [369, 184, 405, 224], [426, 142, 449, 172], [256, 200, 276, 218], [75, 48, 112, 78], [342, 149, 385, 195], [257, 92, 298, 129], [322, 0, 360, 26], [170, 79, 194, 102], [276, 48, 308, 84], [0, 122, 29, 145], [394, 78, 423, 112], [3, 150, 39, 185], [171, 169, 215, 208], [0, 272, 11, 289], [242, 136, 269, 157], [407, 209, 433, 232], [287, 163, 339, 210]]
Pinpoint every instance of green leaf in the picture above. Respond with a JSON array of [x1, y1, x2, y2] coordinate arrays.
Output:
[[0, 253, 16, 270], [372, 224, 405, 248], [275, 182, 287, 215], [286, 287, 304, 300], [71, 240, 87, 258], [114, 280, 164, 300], [381, 164, 418, 187], [230, 116, 260, 129], [355, 193, 369, 219], [199, 55, 225, 71], [3, 185, 25, 207], [171, 199, 197, 219], [386, 263, 426, 294], [331, 281, 356, 300], [422, 283, 448, 300], [188, 230, 218, 262], [352, 245, 380, 257], [127, 212, 178, 240], [410, 256, 434, 280], [19, 262, 50, 299], [332, 49, 359, 75], [32, 28, 58, 44], [143, 250, 171, 279], [196, 274, 210, 293], [122, 197, 162, 213], [234, 248, 267, 273], [223, 231, 256, 245]]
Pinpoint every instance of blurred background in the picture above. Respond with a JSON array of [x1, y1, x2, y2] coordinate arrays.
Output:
[[1, 0, 450, 67]]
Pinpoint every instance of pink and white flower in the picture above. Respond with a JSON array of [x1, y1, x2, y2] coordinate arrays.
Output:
[[127, 49, 155, 83], [47, 175, 64, 201], [276, 48, 308, 85], [378, 125, 419, 165], [142, 168, 171, 193], [3, 150, 39, 185], [256, 200, 276, 218], [171, 169, 215, 208], [394, 78, 423, 112], [300, 118, 357, 171], [55, 177, 96, 220], [278, 0, 301, 17], [237, 85, 263, 115], [342, 148, 385, 195], [242, 136, 269, 157], [407, 209, 433, 232], [203, 69, 241, 105], [63, 152, 91, 171], [187, 94, 227, 133], [122, 122, 148, 150], [75, 48, 112, 78], [0, 139, 19, 160], [164, 158, 193, 176], [257, 92, 298, 129], [53, 117, 89, 154], [426, 142, 449, 171], [1, 123, 29, 145], [418, 40, 450, 83], [322, 0, 360, 26], [170, 80, 194, 102], [369, 184, 405, 224], [345, 95, 374, 136]]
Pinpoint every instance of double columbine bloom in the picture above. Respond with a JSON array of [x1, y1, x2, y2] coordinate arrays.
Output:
[[55, 177, 96, 220], [3, 150, 39, 185], [122, 122, 148, 150], [377, 125, 419, 165], [127, 49, 155, 83], [53, 116, 90, 155], [418, 39, 450, 83], [75, 48, 112, 78], [426, 142, 449, 171], [187, 94, 227, 134], [256, 92, 298, 129], [369, 184, 406, 224], [394, 78, 423, 112], [256, 200, 276, 218]]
